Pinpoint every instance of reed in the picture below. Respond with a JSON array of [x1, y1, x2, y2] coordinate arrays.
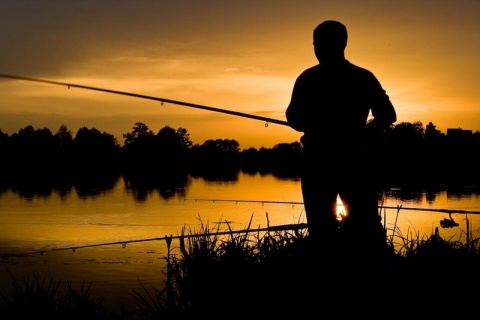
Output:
[[1, 212, 480, 319], [0, 270, 113, 319]]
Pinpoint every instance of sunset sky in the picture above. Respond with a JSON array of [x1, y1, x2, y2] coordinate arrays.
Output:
[[1, 1, 479, 149]]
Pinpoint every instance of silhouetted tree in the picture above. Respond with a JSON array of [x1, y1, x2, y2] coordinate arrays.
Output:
[[424, 122, 443, 143], [123, 122, 155, 146], [421, 122, 446, 183], [388, 121, 424, 145], [121, 124, 192, 198], [256, 142, 302, 177], [1, 120, 480, 192], [383, 121, 426, 184], [53, 124, 74, 147], [0, 129, 9, 157], [121, 123, 193, 176], [173, 127, 193, 149], [474, 131, 480, 144], [9, 126, 56, 171], [240, 147, 260, 174], [74, 127, 119, 150], [72, 126, 120, 177], [121, 122, 157, 174], [443, 128, 479, 185], [155, 126, 192, 168], [188, 139, 241, 176], [50, 125, 75, 182]]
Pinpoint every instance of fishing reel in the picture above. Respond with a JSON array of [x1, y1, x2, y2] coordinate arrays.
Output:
[[439, 213, 459, 228]]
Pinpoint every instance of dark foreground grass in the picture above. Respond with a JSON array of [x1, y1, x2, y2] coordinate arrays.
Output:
[[1, 218, 480, 319]]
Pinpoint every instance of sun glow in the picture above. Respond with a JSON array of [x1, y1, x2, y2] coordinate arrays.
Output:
[[336, 195, 346, 221]]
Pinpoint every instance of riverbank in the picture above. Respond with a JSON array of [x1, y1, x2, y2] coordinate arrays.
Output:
[[1, 222, 479, 319]]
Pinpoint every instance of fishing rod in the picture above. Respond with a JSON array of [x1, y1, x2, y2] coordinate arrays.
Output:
[[183, 198, 480, 215], [0, 73, 289, 126], [6, 223, 308, 256], [5, 200, 477, 256]]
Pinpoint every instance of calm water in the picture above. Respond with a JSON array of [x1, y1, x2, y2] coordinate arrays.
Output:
[[1, 172, 480, 314]]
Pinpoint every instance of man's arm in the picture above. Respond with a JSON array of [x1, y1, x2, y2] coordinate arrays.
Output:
[[285, 78, 307, 132], [366, 77, 397, 135]]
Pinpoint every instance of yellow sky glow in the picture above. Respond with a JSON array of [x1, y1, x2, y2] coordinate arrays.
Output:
[[1, 1, 479, 148]]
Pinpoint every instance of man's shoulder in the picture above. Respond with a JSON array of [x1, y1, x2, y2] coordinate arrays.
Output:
[[298, 64, 321, 76], [296, 65, 327, 83], [345, 61, 375, 76], [298, 61, 375, 77]]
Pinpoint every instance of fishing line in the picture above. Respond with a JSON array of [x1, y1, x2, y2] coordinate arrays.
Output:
[[3, 203, 476, 256], [0, 73, 289, 126], [5, 223, 307, 256], [183, 198, 480, 215]]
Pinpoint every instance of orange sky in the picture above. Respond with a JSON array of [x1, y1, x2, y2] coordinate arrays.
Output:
[[1, 1, 479, 149]]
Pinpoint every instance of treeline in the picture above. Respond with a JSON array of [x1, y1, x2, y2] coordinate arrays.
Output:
[[379, 121, 480, 187], [0, 122, 302, 195], [0, 120, 479, 189]]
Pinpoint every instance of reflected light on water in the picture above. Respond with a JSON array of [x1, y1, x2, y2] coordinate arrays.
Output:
[[336, 195, 346, 221]]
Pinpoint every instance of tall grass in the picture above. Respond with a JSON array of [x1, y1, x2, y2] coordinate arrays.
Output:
[[2, 211, 480, 319], [0, 270, 114, 319]]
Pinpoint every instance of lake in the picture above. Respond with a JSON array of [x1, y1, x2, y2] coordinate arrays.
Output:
[[1, 172, 479, 314]]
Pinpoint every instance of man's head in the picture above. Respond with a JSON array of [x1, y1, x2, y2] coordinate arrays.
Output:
[[313, 20, 348, 63]]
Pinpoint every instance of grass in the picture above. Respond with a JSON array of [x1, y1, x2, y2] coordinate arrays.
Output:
[[1, 213, 480, 319], [0, 270, 114, 319]]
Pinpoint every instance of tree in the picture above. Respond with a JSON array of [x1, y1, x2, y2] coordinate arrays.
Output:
[[72, 127, 120, 176], [256, 142, 302, 176], [383, 121, 426, 185], [123, 122, 155, 146], [154, 126, 192, 170], [156, 126, 192, 151], [424, 122, 445, 145], [0, 129, 8, 149], [9, 125, 55, 156], [74, 127, 118, 148], [175, 127, 193, 149], [201, 139, 240, 153], [53, 125, 74, 147], [388, 121, 424, 145], [188, 139, 241, 173]]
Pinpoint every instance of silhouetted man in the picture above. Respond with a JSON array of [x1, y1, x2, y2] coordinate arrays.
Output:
[[286, 20, 396, 259]]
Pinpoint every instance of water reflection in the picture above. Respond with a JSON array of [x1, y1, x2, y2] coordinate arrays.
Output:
[[189, 169, 240, 182], [123, 171, 191, 201], [1, 172, 480, 316], [0, 173, 120, 200], [2, 171, 480, 204], [383, 185, 480, 204], [75, 175, 118, 194]]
